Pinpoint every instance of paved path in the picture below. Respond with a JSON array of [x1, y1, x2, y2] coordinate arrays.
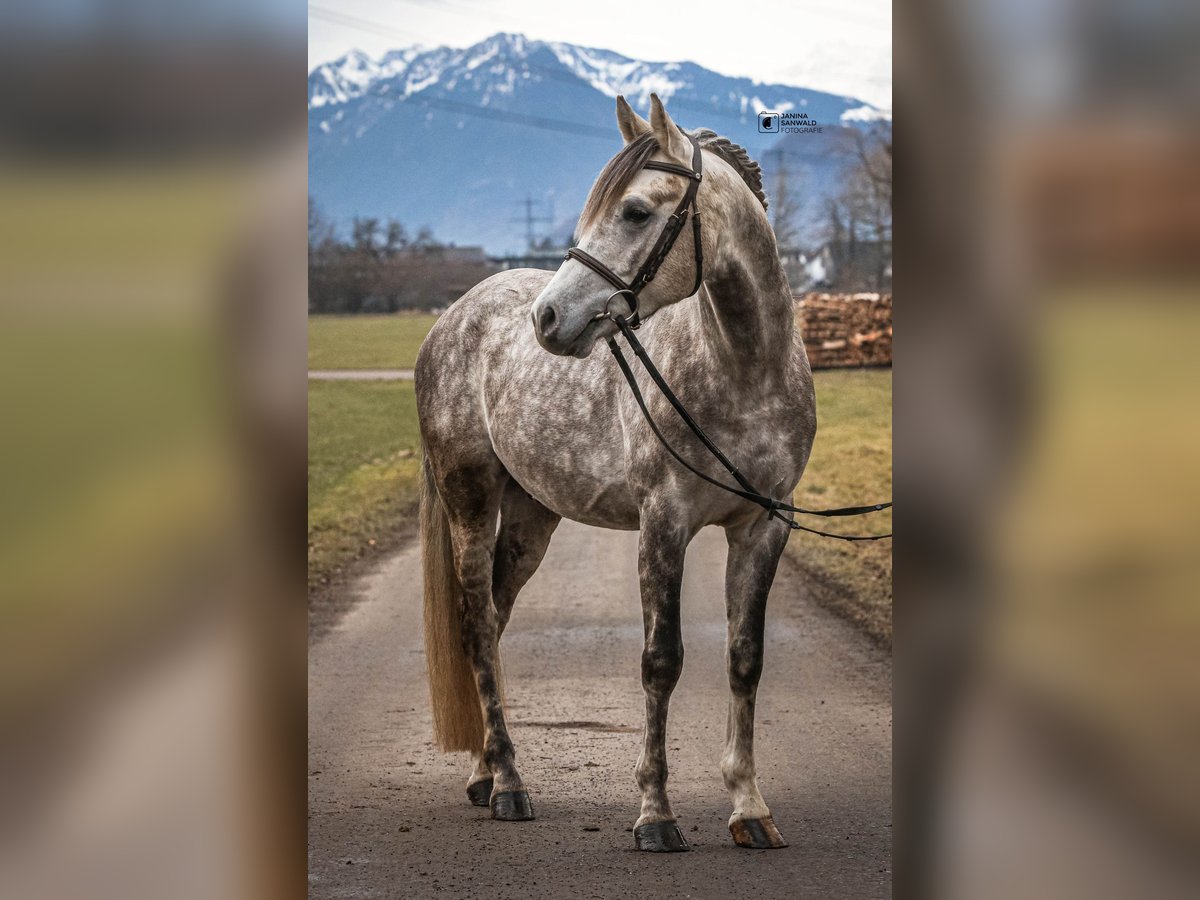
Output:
[[309, 520, 891, 899], [309, 370, 415, 381]]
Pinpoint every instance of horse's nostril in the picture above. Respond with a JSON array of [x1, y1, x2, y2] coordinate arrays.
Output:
[[538, 303, 558, 335]]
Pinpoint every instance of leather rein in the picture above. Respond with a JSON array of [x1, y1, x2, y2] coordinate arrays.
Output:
[[562, 134, 892, 542]]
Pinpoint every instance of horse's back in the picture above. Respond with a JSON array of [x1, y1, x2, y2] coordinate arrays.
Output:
[[417, 269, 551, 369]]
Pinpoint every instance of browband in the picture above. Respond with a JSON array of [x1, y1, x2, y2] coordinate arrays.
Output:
[[564, 134, 704, 329]]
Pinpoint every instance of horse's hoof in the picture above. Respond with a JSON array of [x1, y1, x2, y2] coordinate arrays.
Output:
[[466, 778, 493, 807], [729, 816, 788, 849], [633, 821, 691, 852], [490, 790, 535, 821]]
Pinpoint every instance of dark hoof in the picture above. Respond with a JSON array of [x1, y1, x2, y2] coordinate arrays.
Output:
[[490, 790, 535, 821], [633, 821, 690, 853], [729, 816, 788, 849], [466, 778, 493, 807]]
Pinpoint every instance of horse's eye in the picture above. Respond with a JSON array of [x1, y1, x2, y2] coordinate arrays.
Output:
[[623, 206, 651, 224]]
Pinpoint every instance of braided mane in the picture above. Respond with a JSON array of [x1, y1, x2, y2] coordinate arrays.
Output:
[[688, 128, 769, 212]]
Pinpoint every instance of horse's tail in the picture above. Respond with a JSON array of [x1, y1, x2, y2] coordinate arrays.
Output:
[[420, 457, 484, 752]]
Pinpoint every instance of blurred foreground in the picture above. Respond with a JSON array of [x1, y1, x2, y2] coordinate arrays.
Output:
[[0, 0, 1198, 897], [0, 6, 306, 899], [898, 0, 1200, 896]]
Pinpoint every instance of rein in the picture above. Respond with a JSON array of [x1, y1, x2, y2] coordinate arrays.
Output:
[[606, 315, 892, 541], [565, 131, 891, 542]]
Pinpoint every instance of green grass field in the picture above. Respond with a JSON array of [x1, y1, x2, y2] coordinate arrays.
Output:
[[308, 380, 423, 587], [307, 313, 438, 370], [308, 314, 892, 642], [788, 369, 892, 644]]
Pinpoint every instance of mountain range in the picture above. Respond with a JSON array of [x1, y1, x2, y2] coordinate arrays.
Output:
[[308, 32, 888, 254]]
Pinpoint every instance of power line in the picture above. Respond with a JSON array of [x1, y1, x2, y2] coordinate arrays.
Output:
[[308, 7, 877, 189], [408, 91, 613, 139], [310, 7, 428, 47], [309, 6, 783, 127], [383, 0, 526, 34], [311, 8, 615, 140]]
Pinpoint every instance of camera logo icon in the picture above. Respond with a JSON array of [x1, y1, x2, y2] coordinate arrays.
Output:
[[758, 112, 780, 133]]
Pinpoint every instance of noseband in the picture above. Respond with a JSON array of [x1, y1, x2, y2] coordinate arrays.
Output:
[[563, 134, 705, 329], [559, 131, 892, 542]]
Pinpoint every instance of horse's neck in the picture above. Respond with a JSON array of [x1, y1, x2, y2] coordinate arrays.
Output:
[[694, 201, 795, 375]]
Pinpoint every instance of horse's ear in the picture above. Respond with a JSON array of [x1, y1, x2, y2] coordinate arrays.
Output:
[[649, 93, 691, 163], [616, 96, 650, 144]]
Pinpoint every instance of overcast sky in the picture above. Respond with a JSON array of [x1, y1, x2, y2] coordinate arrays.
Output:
[[309, 0, 892, 110]]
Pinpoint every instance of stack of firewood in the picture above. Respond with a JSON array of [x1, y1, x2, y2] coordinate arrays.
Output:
[[796, 292, 892, 369]]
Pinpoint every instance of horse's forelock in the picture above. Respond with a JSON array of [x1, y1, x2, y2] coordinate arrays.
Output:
[[577, 127, 768, 234], [578, 132, 659, 233]]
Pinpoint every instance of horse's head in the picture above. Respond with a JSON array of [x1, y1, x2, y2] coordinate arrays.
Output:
[[532, 94, 706, 357]]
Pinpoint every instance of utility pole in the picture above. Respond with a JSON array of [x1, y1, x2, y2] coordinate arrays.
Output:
[[510, 195, 553, 251]]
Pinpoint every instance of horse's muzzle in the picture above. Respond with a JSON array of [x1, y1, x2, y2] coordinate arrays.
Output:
[[531, 296, 585, 356]]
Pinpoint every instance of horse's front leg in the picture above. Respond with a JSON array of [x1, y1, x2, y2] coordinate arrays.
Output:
[[722, 515, 791, 849], [632, 512, 692, 852]]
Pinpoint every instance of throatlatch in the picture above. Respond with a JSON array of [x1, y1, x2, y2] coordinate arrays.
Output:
[[566, 131, 891, 541], [606, 316, 891, 541]]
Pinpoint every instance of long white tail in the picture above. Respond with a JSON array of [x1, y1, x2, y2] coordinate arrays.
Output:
[[419, 458, 484, 752]]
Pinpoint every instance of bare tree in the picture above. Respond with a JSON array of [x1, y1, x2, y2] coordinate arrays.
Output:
[[841, 123, 892, 245], [823, 197, 847, 247], [351, 217, 381, 258], [823, 123, 893, 290], [308, 216, 500, 314], [412, 226, 437, 251], [766, 149, 803, 249], [383, 219, 408, 257], [853, 123, 893, 222], [308, 196, 334, 253]]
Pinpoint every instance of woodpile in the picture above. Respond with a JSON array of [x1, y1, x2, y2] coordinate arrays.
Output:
[[796, 292, 892, 369]]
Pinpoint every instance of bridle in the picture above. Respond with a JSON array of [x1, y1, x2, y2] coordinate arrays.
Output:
[[563, 133, 705, 329], [561, 132, 892, 542]]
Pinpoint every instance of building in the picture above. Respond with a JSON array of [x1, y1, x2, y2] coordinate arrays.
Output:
[[489, 247, 568, 272], [805, 240, 892, 292]]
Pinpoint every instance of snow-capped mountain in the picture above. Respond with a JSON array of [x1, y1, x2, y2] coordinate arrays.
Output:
[[309, 33, 887, 254]]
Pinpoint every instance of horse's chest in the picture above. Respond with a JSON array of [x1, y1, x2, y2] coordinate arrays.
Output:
[[487, 375, 642, 529], [702, 394, 808, 480], [633, 381, 813, 517]]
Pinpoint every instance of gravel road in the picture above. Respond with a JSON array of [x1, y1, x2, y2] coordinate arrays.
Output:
[[309, 519, 891, 899]]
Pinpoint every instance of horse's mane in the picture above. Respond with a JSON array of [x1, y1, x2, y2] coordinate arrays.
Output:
[[578, 127, 768, 232], [689, 128, 769, 212]]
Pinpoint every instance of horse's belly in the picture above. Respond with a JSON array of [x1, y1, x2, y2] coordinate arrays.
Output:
[[494, 440, 640, 530], [517, 466, 640, 529]]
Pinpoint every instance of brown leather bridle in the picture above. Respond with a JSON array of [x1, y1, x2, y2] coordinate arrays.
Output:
[[563, 134, 705, 329], [560, 132, 893, 541]]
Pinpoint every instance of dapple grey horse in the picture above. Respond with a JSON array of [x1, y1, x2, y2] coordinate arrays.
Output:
[[415, 93, 815, 852]]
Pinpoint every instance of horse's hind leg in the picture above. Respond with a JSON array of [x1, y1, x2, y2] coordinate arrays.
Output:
[[492, 480, 561, 635], [632, 512, 692, 852], [436, 460, 534, 821], [721, 516, 791, 849], [466, 481, 560, 807]]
